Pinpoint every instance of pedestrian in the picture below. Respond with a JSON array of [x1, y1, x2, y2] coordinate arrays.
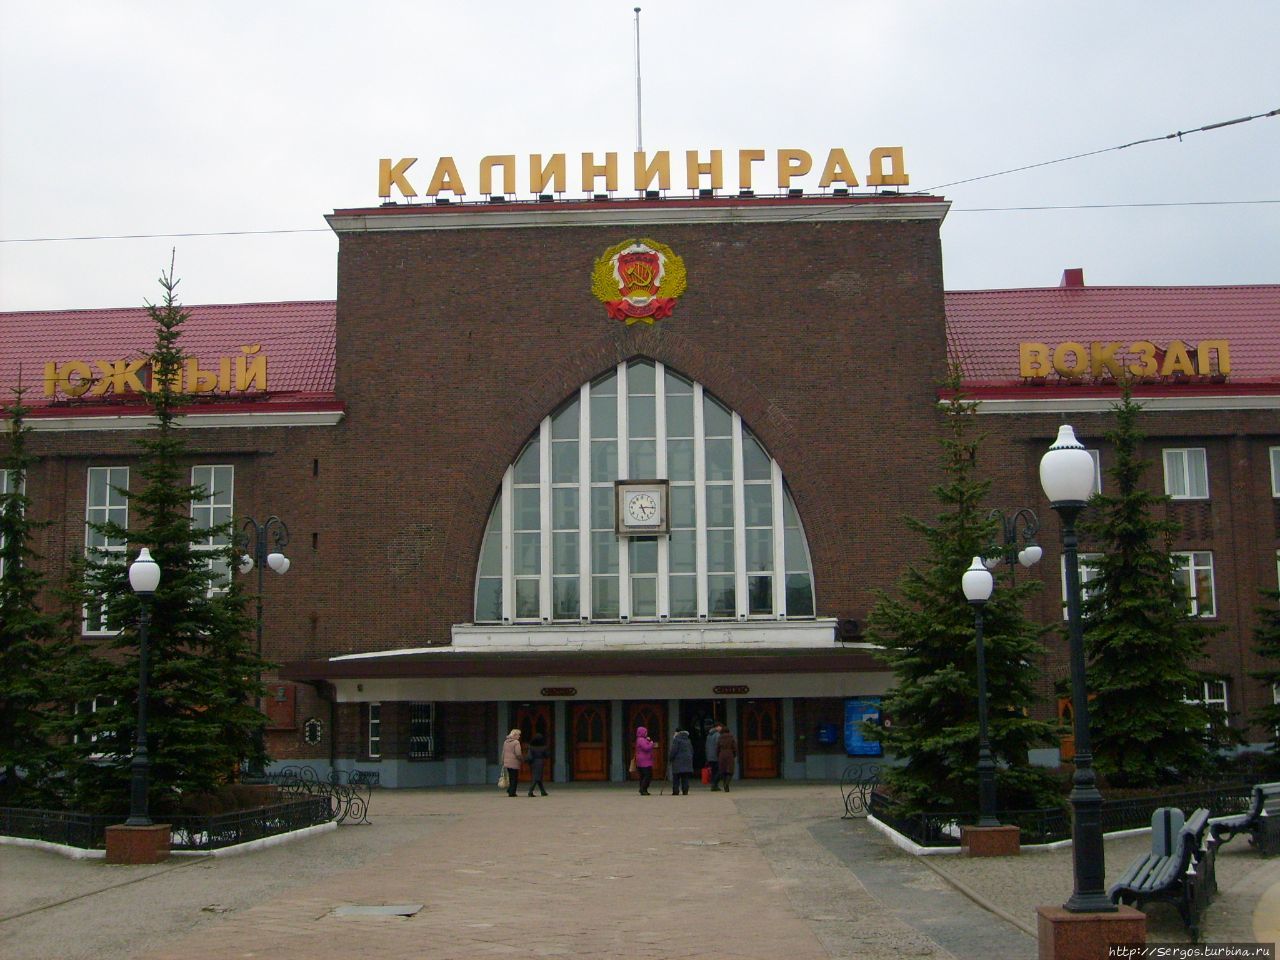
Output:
[[501, 728, 523, 798], [715, 726, 737, 792], [669, 728, 693, 796], [526, 733, 549, 797], [634, 725, 656, 795], [705, 721, 722, 790]]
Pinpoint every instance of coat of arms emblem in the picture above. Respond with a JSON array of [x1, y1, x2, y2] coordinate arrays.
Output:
[[591, 238, 687, 325]]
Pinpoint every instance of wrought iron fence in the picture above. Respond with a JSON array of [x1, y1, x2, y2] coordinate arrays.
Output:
[[866, 782, 1252, 848], [265, 766, 372, 824], [0, 807, 116, 849], [167, 797, 332, 851], [1, 796, 332, 851], [840, 763, 882, 818]]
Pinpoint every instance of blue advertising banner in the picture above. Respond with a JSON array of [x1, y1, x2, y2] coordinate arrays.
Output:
[[844, 697, 883, 756]]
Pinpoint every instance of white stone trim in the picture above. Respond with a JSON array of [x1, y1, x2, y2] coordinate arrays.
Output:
[[327, 199, 950, 234], [23, 410, 345, 432], [960, 395, 1280, 415]]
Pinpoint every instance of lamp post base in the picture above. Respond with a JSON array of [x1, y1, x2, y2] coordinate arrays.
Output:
[[1036, 905, 1145, 959], [105, 823, 171, 864], [960, 824, 1020, 857]]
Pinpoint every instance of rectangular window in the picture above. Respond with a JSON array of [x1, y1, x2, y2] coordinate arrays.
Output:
[[73, 696, 119, 756], [1173, 551, 1215, 618], [409, 702, 437, 759], [1199, 678, 1228, 718], [1163, 448, 1209, 499], [1060, 553, 1103, 620], [191, 465, 234, 595], [367, 702, 381, 759], [1087, 449, 1102, 496], [1271, 447, 1280, 497], [85, 466, 129, 634], [0, 468, 12, 579]]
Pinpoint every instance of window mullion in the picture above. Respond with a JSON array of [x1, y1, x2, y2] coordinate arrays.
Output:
[[772, 461, 786, 617], [655, 361, 669, 619], [732, 413, 747, 619], [617, 361, 631, 618], [578, 383, 591, 620], [539, 418, 552, 621], [693, 383, 708, 618], [501, 467, 514, 623]]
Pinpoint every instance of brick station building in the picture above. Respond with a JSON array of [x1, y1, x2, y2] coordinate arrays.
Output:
[[3, 193, 1278, 786]]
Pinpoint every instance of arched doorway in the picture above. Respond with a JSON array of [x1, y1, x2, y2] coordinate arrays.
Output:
[[740, 700, 780, 778], [625, 702, 667, 779], [570, 702, 609, 780], [512, 703, 554, 782]]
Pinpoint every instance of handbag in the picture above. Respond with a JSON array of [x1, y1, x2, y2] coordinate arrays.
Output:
[[701, 766, 711, 785], [628, 756, 637, 775], [498, 769, 509, 789]]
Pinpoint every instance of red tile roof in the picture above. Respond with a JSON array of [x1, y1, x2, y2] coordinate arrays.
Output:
[[0, 302, 336, 410], [946, 284, 1280, 387]]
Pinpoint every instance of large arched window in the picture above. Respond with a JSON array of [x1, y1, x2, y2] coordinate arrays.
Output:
[[474, 359, 815, 624]]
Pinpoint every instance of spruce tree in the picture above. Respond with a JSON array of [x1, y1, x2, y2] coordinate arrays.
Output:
[[866, 370, 1058, 815], [0, 390, 77, 804], [1078, 382, 1215, 787], [1251, 588, 1280, 761], [64, 265, 269, 811]]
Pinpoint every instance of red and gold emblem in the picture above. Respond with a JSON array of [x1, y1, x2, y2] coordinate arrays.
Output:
[[591, 238, 687, 325]]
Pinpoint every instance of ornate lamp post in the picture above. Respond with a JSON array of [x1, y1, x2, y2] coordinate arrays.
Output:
[[125, 548, 161, 826], [961, 556, 998, 827], [238, 516, 289, 779], [983, 507, 1043, 578], [1040, 425, 1114, 913]]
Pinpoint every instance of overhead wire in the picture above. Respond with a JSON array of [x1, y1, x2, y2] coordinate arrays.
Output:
[[1, 108, 1276, 244]]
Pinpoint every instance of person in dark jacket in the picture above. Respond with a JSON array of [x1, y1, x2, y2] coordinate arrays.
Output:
[[668, 729, 694, 796], [704, 722, 722, 790], [715, 727, 737, 792], [526, 733, 549, 797]]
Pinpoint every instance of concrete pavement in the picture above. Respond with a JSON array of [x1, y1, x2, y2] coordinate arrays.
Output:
[[2, 783, 1276, 959]]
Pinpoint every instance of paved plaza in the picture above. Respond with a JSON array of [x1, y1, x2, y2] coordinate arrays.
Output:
[[2, 783, 1277, 960]]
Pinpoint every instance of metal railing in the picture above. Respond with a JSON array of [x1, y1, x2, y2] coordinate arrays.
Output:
[[865, 782, 1252, 848], [1, 796, 333, 851], [265, 766, 372, 825]]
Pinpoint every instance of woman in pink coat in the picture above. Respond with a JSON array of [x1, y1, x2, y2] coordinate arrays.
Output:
[[501, 728, 523, 797], [634, 726, 656, 795]]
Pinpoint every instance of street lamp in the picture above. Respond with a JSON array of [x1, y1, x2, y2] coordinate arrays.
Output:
[[1040, 424, 1114, 913], [126, 548, 161, 826], [982, 507, 1043, 575], [238, 516, 289, 779], [961, 556, 998, 827]]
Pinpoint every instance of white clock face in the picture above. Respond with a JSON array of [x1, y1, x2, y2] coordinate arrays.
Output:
[[625, 492, 660, 524]]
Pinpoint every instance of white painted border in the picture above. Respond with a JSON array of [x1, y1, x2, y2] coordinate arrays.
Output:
[[0, 820, 336, 860]]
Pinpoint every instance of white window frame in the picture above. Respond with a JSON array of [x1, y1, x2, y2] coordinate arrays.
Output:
[[1173, 551, 1216, 618], [1060, 553, 1103, 620], [367, 702, 381, 759], [1163, 448, 1209, 500], [191, 465, 234, 596], [1199, 678, 1228, 718], [1270, 447, 1280, 497], [73, 696, 120, 758], [473, 359, 815, 625], [0, 469, 19, 580], [84, 466, 129, 635]]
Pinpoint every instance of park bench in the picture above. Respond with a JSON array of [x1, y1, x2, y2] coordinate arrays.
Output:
[[1209, 780, 1280, 857], [1108, 807, 1218, 941]]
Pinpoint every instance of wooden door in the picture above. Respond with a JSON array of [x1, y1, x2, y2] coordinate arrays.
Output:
[[570, 702, 609, 781], [512, 703, 553, 782], [625, 702, 666, 780], [740, 700, 780, 779]]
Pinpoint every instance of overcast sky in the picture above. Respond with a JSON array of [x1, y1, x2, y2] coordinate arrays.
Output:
[[1, 1, 1276, 312]]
